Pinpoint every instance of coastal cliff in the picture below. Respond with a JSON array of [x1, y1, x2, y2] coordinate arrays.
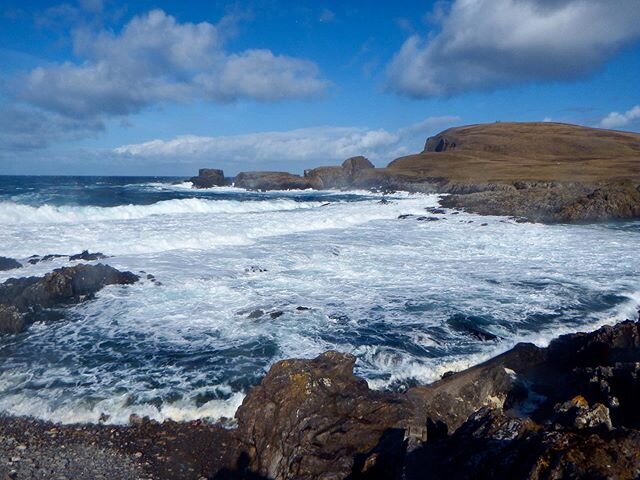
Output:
[[192, 122, 640, 223]]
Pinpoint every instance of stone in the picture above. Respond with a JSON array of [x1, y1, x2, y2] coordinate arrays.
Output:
[[0, 257, 22, 271]]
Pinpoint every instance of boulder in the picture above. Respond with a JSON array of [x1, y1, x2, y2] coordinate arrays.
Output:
[[235, 351, 411, 479], [0, 256, 22, 271], [69, 250, 108, 261], [234, 172, 319, 191], [190, 168, 226, 189], [0, 264, 139, 332]]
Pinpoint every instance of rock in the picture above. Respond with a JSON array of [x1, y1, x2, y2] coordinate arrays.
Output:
[[69, 251, 108, 262], [234, 172, 319, 191], [0, 264, 139, 333], [190, 169, 226, 189], [235, 351, 411, 480], [304, 166, 350, 190], [0, 305, 25, 334], [0, 257, 21, 271], [341, 156, 374, 176]]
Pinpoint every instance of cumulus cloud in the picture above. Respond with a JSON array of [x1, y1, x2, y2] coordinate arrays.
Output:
[[17, 9, 327, 119], [112, 116, 461, 171], [387, 0, 640, 97], [0, 106, 104, 151], [599, 105, 640, 129]]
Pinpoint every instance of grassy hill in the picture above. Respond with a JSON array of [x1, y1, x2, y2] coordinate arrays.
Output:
[[387, 122, 640, 184]]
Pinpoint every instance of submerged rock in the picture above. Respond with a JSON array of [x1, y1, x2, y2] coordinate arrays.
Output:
[[69, 250, 108, 261]]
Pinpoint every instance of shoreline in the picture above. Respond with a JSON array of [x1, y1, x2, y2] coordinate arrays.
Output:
[[2, 313, 640, 479]]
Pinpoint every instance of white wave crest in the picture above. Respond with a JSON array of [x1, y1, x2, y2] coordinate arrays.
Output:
[[0, 198, 319, 225]]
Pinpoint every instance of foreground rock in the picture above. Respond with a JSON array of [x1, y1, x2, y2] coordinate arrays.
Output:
[[0, 264, 139, 334], [190, 168, 226, 189], [227, 319, 640, 479]]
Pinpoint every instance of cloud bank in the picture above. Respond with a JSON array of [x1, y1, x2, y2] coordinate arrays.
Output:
[[387, 0, 640, 97], [599, 105, 640, 129], [112, 116, 461, 172]]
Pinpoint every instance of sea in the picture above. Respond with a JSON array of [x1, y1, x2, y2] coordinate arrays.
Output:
[[0, 175, 638, 425]]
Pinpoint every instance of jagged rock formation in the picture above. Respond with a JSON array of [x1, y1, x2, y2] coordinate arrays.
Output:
[[0, 264, 139, 334], [304, 156, 375, 189], [190, 169, 226, 189], [225, 319, 640, 479]]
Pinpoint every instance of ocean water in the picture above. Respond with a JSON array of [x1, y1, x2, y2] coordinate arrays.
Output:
[[0, 175, 638, 425]]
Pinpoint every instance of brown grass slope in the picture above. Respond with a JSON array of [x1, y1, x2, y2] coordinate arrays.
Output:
[[387, 122, 640, 184]]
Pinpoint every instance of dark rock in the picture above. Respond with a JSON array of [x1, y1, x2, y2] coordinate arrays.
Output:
[[0, 264, 139, 333], [190, 169, 226, 189], [0, 305, 25, 334], [342, 156, 374, 176], [303, 166, 350, 190], [235, 351, 411, 480], [416, 216, 440, 222], [0, 257, 22, 271], [425, 207, 447, 214], [69, 250, 108, 261], [269, 311, 284, 319], [398, 214, 415, 219], [234, 172, 319, 191], [247, 310, 264, 320], [245, 266, 268, 273], [296, 306, 311, 311]]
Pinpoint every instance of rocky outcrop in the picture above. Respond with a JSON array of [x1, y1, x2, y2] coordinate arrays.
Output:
[[234, 172, 319, 191], [441, 181, 640, 223], [221, 319, 640, 479], [0, 264, 139, 334], [235, 351, 411, 479], [190, 169, 226, 189], [0, 256, 22, 271], [341, 156, 374, 176], [304, 156, 376, 190]]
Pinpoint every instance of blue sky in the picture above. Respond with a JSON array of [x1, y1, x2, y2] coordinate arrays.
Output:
[[1, 0, 639, 176]]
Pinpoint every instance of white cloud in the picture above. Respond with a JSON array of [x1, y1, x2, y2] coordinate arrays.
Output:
[[387, 0, 640, 97], [112, 116, 461, 170], [17, 9, 328, 119], [599, 105, 640, 129]]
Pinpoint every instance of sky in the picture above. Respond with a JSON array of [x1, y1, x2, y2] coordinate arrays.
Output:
[[1, 0, 639, 176]]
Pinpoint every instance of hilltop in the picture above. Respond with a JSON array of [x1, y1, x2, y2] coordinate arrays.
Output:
[[387, 121, 640, 184]]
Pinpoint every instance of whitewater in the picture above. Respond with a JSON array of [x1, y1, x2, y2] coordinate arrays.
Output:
[[0, 176, 639, 425]]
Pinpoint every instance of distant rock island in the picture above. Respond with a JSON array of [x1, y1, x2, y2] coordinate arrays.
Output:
[[190, 122, 640, 222]]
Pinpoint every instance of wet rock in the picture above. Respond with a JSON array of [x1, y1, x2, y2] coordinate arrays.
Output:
[[269, 311, 284, 319], [398, 214, 415, 219], [190, 169, 226, 189], [416, 216, 440, 222], [0, 264, 139, 333], [235, 351, 411, 480], [247, 310, 264, 320], [0, 305, 25, 334], [425, 207, 446, 214], [245, 266, 267, 273], [0, 257, 22, 271], [69, 251, 107, 261]]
